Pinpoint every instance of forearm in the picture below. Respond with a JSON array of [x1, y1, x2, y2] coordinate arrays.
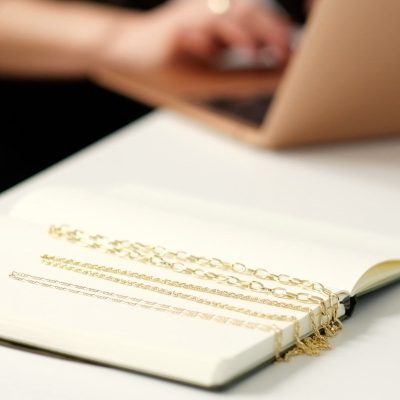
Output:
[[0, 0, 137, 78]]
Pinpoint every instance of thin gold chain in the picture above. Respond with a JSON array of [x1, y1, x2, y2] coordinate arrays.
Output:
[[39, 256, 285, 358], [41, 254, 330, 349], [48, 225, 342, 336], [9, 271, 276, 333], [41, 255, 297, 324], [40, 254, 334, 358], [41, 255, 310, 313]]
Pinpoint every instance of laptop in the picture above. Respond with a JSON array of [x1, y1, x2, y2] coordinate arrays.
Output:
[[94, 0, 400, 148]]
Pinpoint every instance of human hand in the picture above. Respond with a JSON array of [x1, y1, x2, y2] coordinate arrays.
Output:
[[96, 0, 293, 72]]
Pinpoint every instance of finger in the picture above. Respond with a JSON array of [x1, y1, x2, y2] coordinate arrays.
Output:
[[176, 29, 220, 60], [252, 10, 292, 62], [252, 10, 291, 48], [211, 18, 256, 49], [231, 5, 292, 62]]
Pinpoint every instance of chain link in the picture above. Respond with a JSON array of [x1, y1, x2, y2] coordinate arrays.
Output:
[[40, 254, 333, 359], [47, 225, 344, 358], [41, 255, 310, 313], [48, 225, 338, 308]]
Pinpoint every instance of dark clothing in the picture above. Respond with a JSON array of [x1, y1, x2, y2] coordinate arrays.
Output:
[[0, 79, 151, 192], [1, 1, 161, 193], [0, 0, 305, 193]]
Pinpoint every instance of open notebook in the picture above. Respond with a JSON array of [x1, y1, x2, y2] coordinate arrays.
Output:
[[1, 185, 399, 389]]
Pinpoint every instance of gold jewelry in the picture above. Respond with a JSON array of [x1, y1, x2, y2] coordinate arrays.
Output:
[[48, 225, 330, 300], [9, 271, 275, 333], [41, 254, 331, 350], [41, 255, 310, 313], [41, 255, 297, 325], [40, 254, 333, 358], [48, 225, 342, 336], [47, 225, 343, 357]]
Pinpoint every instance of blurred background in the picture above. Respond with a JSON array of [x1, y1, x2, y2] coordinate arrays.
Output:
[[0, 0, 308, 192]]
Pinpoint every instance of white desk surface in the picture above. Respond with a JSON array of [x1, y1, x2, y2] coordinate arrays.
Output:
[[1, 109, 399, 399]]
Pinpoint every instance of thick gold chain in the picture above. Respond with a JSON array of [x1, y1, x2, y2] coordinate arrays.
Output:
[[48, 225, 327, 294], [48, 225, 342, 336], [10, 271, 276, 333]]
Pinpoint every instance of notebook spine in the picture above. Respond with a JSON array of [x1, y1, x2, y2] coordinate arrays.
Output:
[[341, 296, 357, 319]]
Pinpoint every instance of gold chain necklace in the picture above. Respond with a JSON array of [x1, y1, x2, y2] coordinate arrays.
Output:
[[41, 255, 310, 313], [10, 271, 276, 333], [41, 254, 333, 358], [41, 254, 331, 348], [48, 225, 328, 293], [41, 255, 298, 324], [48, 225, 342, 336], [48, 225, 325, 304]]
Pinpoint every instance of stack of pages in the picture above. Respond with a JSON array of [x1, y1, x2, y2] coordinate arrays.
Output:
[[1, 185, 399, 388]]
